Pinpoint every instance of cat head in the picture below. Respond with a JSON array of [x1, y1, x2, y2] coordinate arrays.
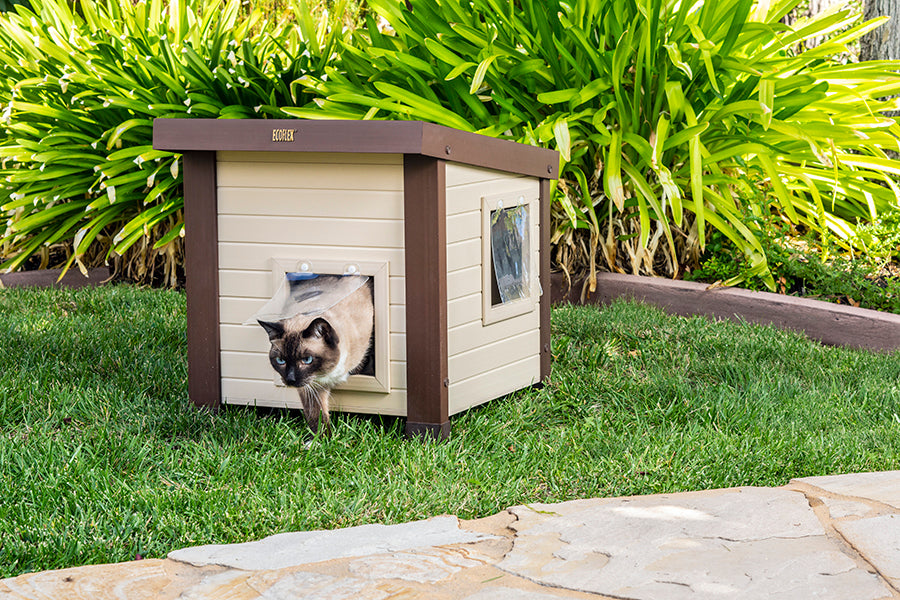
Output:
[[258, 317, 341, 388]]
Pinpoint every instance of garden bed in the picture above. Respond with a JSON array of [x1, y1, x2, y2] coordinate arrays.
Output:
[[0, 267, 110, 289], [551, 272, 900, 353]]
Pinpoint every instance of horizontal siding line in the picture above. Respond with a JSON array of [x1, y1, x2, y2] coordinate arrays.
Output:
[[222, 349, 262, 357], [219, 211, 402, 219], [451, 355, 538, 388], [218, 295, 409, 308], [219, 310, 409, 318], [218, 214, 406, 224], [450, 329, 536, 362], [447, 311, 538, 334], [217, 268, 406, 278], [446, 264, 481, 278], [448, 291, 481, 304], [447, 318, 481, 333], [221, 377, 407, 388], [446, 208, 481, 216], [445, 260, 480, 275], [445, 175, 530, 189], [222, 355, 409, 367], [222, 376, 274, 384], [217, 268, 408, 281], [447, 233, 481, 246], [217, 268, 265, 277], [218, 241, 407, 252], [216, 161, 403, 168], [217, 183, 402, 190], [447, 237, 481, 249], [217, 186, 403, 194]]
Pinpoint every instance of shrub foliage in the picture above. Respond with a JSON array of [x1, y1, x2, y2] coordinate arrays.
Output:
[[0, 0, 898, 287], [0, 0, 342, 284], [293, 0, 900, 289]]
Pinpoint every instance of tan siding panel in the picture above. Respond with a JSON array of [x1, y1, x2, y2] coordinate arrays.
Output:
[[218, 188, 404, 219], [221, 304, 404, 351], [218, 270, 406, 306], [217, 161, 403, 191], [218, 215, 405, 248], [389, 304, 406, 333], [446, 265, 481, 301], [222, 324, 280, 354], [446, 238, 481, 274], [220, 350, 271, 382], [221, 378, 407, 415], [220, 297, 267, 324], [218, 269, 407, 305], [448, 308, 539, 355], [218, 243, 405, 275], [448, 355, 541, 415], [331, 389, 406, 416], [446, 211, 480, 244], [220, 351, 407, 389], [221, 324, 407, 363], [219, 151, 403, 165], [448, 329, 540, 383], [445, 178, 540, 216], [219, 270, 270, 299], [445, 163, 532, 189], [447, 294, 481, 329], [219, 295, 406, 328]]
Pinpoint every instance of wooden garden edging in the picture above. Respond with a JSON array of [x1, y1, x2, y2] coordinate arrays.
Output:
[[551, 272, 900, 353], [0, 267, 110, 289]]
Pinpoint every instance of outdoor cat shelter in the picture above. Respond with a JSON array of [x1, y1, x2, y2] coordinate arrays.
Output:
[[153, 119, 558, 439]]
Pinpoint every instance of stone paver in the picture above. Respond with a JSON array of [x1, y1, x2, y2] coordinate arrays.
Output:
[[796, 471, 900, 510], [499, 487, 890, 600], [168, 515, 496, 570], [4, 473, 900, 599], [834, 515, 900, 588]]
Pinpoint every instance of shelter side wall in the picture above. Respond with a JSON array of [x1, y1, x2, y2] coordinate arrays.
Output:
[[445, 164, 542, 415], [216, 152, 407, 415]]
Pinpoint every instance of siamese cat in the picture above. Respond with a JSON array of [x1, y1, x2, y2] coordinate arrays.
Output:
[[258, 279, 374, 432]]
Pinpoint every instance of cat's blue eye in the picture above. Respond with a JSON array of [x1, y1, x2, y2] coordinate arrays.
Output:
[[301, 356, 314, 365], [274, 357, 286, 366]]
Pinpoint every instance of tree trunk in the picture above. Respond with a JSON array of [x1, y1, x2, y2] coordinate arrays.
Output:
[[861, 0, 900, 120], [861, 0, 900, 62]]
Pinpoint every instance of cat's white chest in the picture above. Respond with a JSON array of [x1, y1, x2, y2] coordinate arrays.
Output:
[[315, 350, 350, 387]]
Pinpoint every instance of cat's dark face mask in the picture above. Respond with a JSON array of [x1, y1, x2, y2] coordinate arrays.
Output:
[[258, 317, 341, 387]]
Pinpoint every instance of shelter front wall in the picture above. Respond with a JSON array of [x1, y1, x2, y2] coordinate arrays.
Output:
[[445, 163, 542, 415], [216, 151, 407, 415]]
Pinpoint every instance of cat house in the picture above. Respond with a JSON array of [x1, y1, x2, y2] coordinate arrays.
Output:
[[153, 119, 558, 438]]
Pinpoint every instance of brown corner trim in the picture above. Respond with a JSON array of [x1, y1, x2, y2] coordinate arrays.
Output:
[[183, 151, 222, 410], [539, 179, 552, 382], [403, 155, 449, 434], [552, 272, 900, 353], [153, 119, 559, 179], [405, 421, 452, 441], [0, 267, 110, 289]]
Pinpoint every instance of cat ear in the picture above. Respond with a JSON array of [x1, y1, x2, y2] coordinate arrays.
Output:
[[257, 320, 285, 341], [304, 317, 339, 348]]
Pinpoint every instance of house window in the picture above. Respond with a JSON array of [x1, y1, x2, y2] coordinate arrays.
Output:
[[482, 191, 538, 325]]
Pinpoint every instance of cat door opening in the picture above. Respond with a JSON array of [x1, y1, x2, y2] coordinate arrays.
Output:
[[254, 258, 390, 394], [482, 191, 539, 325]]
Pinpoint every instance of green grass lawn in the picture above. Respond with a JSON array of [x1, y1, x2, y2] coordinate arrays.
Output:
[[1, 284, 899, 578]]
